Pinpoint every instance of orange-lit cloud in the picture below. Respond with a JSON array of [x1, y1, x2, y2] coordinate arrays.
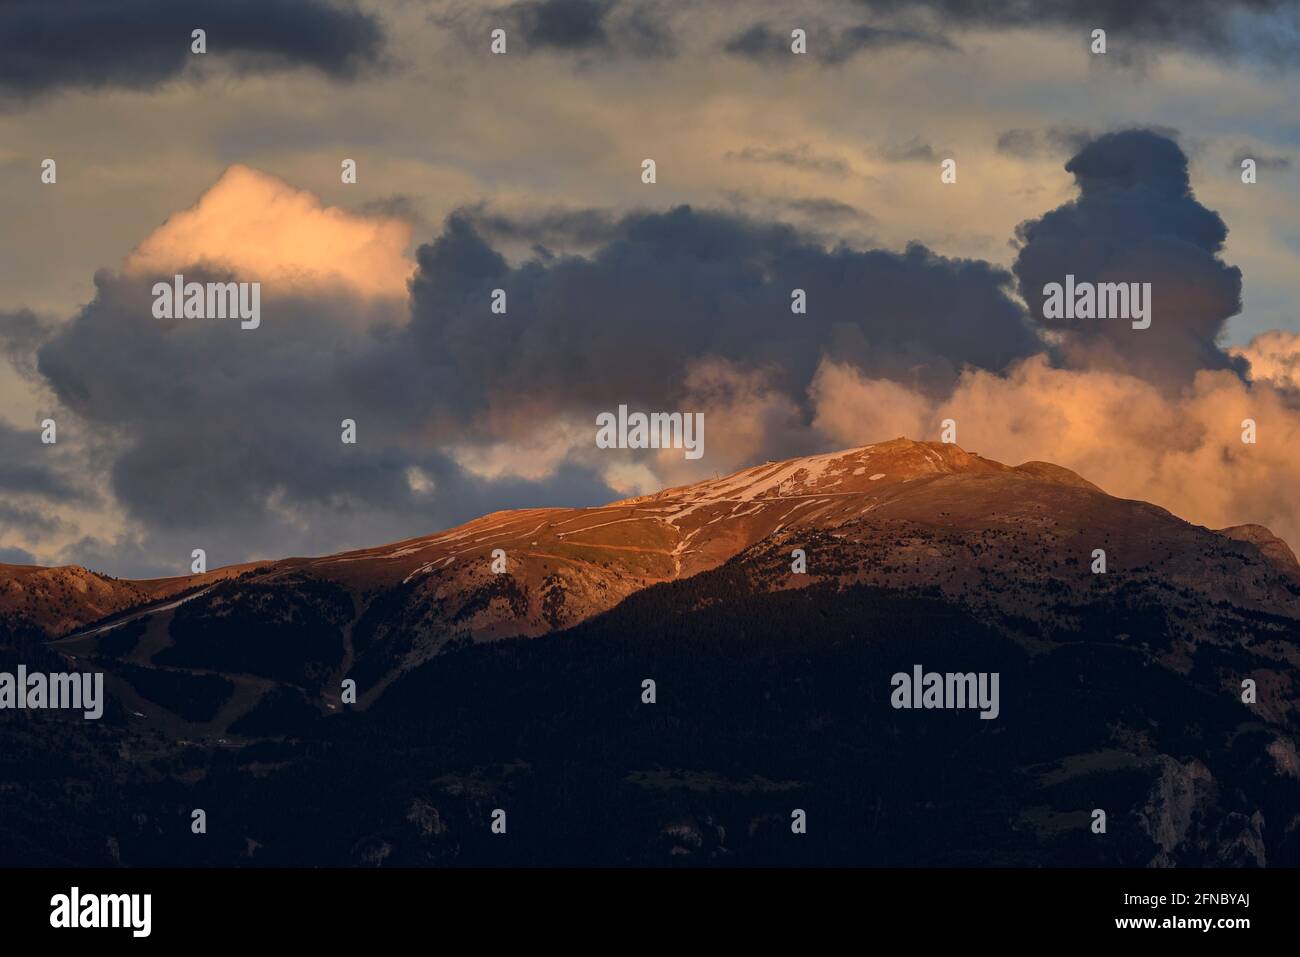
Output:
[[810, 345, 1300, 548], [1230, 329, 1300, 390], [124, 164, 413, 299]]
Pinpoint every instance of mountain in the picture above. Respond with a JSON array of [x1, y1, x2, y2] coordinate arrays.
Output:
[[4, 438, 1299, 867], [0, 560, 258, 639], [25, 438, 1300, 697]]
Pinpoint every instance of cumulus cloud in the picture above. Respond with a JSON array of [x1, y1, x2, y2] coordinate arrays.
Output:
[[809, 360, 932, 444], [810, 352, 1300, 551], [0, 0, 385, 99], [405, 204, 1038, 431], [12, 170, 601, 573], [124, 165, 414, 301], [451, 418, 593, 483], [1231, 330, 1300, 390], [656, 358, 809, 485], [1012, 129, 1245, 389], [799, 129, 1300, 547]]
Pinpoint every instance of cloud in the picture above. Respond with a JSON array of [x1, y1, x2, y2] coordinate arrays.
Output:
[[811, 351, 1300, 553], [778, 197, 873, 225], [658, 358, 809, 485], [0, 310, 55, 382], [878, 137, 946, 163], [27, 259, 620, 575], [405, 205, 1039, 424], [0, 420, 82, 504], [0, 414, 91, 561], [465, 0, 675, 58], [1228, 147, 1294, 172], [0, 546, 36, 565], [123, 165, 414, 301], [512, 0, 614, 49], [995, 127, 1094, 159], [718, 192, 876, 246], [454, 1, 1295, 68], [1012, 129, 1244, 389], [452, 418, 593, 483], [455, 204, 623, 251], [725, 21, 952, 64], [849, 0, 1300, 66], [0, 0, 385, 99], [0, 501, 66, 540], [809, 361, 932, 446], [1231, 330, 1300, 390], [724, 145, 852, 177]]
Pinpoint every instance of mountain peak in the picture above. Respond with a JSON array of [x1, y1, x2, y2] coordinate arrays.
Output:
[[1217, 523, 1300, 577], [622, 436, 1083, 509]]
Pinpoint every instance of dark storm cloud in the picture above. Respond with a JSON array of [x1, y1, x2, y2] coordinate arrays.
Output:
[[851, 0, 1300, 65], [514, 0, 612, 48], [725, 21, 952, 64], [474, 0, 675, 58], [0, 0, 384, 98], [1012, 129, 1245, 388], [406, 206, 1039, 415], [725, 145, 852, 177], [31, 268, 618, 574]]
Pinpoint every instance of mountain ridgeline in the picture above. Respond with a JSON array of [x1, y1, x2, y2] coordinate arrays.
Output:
[[2, 438, 1298, 866]]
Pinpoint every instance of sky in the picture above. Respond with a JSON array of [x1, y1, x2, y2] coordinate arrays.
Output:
[[2, 0, 1300, 577]]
